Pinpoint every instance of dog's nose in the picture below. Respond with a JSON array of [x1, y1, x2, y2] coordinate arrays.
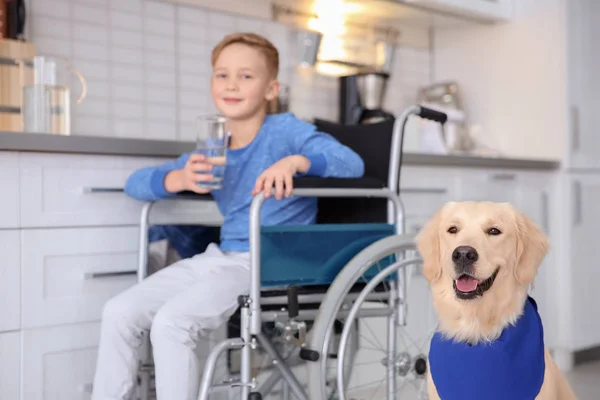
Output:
[[452, 246, 478, 265]]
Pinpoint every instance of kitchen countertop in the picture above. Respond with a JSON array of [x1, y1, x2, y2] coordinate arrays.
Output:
[[0, 130, 561, 170]]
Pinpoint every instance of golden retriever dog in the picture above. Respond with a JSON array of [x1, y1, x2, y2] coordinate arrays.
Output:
[[416, 201, 576, 400]]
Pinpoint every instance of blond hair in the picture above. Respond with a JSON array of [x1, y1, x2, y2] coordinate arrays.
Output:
[[211, 32, 279, 79]]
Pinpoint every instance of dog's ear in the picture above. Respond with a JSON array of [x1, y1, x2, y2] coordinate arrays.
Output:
[[514, 210, 549, 285], [416, 206, 445, 283]]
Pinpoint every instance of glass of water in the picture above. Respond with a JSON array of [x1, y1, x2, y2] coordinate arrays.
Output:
[[195, 114, 229, 190]]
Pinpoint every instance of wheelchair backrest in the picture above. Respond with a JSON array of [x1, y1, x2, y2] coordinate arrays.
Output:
[[313, 118, 397, 225]]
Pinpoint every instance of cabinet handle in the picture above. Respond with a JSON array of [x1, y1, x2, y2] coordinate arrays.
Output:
[[410, 224, 423, 233], [573, 180, 582, 225], [82, 187, 125, 193], [78, 383, 93, 393], [541, 191, 550, 234], [571, 106, 580, 152], [489, 173, 516, 181], [84, 270, 137, 279]]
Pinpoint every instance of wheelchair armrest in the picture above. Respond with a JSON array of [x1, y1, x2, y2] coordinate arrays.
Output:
[[292, 176, 385, 189], [171, 191, 215, 201]]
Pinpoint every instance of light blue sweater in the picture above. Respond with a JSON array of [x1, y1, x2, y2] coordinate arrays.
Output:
[[125, 113, 365, 252]]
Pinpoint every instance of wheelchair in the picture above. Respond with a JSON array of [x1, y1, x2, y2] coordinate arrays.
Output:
[[135, 105, 448, 400]]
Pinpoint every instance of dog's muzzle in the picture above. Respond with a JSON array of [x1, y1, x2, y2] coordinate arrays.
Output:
[[452, 245, 478, 275]]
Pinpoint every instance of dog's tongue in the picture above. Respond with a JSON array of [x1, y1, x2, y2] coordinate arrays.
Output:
[[456, 276, 479, 292]]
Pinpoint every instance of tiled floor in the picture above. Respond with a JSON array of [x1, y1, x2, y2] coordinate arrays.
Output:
[[566, 361, 600, 399]]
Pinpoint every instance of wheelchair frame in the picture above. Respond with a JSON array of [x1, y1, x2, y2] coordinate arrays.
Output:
[[135, 104, 447, 400]]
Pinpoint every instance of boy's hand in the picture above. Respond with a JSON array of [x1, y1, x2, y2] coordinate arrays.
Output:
[[252, 155, 310, 200], [165, 154, 213, 194]]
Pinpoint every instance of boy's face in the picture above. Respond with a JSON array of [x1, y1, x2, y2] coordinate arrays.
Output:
[[211, 43, 279, 121]]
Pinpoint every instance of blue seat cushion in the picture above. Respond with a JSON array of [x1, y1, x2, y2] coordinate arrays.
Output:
[[260, 223, 396, 287]]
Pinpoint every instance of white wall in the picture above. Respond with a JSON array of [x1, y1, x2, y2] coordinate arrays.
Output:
[[432, 0, 567, 161], [27, 0, 431, 141]]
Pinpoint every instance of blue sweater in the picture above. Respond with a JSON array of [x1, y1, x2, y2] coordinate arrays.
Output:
[[125, 113, 365, 252]]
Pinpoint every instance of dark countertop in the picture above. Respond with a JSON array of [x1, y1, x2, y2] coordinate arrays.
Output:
[[0, 131, 561, 170]]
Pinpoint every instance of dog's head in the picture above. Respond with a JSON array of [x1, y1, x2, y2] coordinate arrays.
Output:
[[416, 201, 548, 342]]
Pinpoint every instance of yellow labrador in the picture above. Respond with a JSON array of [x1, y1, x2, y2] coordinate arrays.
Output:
[[416, 201, 576, 400]]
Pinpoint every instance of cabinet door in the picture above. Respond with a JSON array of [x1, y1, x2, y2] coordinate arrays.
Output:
[[19, 153, 169, 228], [22, 323, 100, 400], [567, 0, 600, 168], [514, 173, 557, 348], [21, 227, 139, 329], [569, 175, 600, 350], [400, 166, 457, 221], [454, 169, 520, 204], [0, 230, 20, 332], [0, 332, 20, 400], [0, 152, 20, 229]]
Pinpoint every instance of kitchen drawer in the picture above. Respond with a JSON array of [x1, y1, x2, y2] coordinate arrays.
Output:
[[455, 169, 521, 203], [0, 331, 20, 400], [399, 166, 456, 219], [21, 226, 139, 329], [22, 322, 100, 400], [0, 230, 20, 332], [19, 153, 171, 228], [0, 151, 20, 228]]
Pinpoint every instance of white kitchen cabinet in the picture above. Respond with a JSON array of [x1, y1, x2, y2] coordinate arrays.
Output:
[[455, 169, 521, 203], [567, 0, 600, 169], [0, 230, 20, 332], [400, 166, 458, 221], [0, 152, 20, 228], [18, 153, 165, 228], [566, 174, 600, 350], [401, 0, 513, 21], [0, 331, 20, 400], [21, 322, 100, 400], [21, 226, 139, 329], [514, 173, 557, 348]]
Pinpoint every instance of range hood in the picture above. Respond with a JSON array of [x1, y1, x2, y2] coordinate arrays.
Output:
[[160, 0, 501, 29], [159, 0, 503, 74]]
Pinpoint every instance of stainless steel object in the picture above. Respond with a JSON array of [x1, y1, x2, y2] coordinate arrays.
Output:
[[295, 29, 322, 67], [356, 72, 388, 110], [418, 81, 464, 110], [418, 81, 475, 152], [377, 42, 397, 74]]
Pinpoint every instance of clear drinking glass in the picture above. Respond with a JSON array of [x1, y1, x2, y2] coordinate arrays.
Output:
[[195, 114, 229, 190]]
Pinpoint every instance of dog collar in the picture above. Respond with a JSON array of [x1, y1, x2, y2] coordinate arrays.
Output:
[[429, 296, 545, 400]]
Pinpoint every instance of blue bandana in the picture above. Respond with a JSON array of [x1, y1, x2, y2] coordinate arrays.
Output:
[[429, 297, 545, 400]]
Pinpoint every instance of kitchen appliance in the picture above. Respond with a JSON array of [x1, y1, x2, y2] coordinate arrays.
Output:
[[20, 55, 87, 135], [417, 81, 475, 152], [339, 71, 394, 125]]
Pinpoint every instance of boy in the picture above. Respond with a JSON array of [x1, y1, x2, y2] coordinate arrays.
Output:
[[92, 32, 364, 400]]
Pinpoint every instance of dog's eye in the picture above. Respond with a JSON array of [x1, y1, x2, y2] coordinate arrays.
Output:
[[447, 226, 458, 234], [488, 227, 502, 235]]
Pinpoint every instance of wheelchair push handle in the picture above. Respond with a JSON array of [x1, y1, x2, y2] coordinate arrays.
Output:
[[417, 106, 448, 124]]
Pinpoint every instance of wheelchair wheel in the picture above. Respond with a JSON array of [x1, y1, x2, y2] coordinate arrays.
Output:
[[305, 234, 435, 400]]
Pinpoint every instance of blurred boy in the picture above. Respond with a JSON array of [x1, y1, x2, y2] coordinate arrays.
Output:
[[92, 32, 364, 400]]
